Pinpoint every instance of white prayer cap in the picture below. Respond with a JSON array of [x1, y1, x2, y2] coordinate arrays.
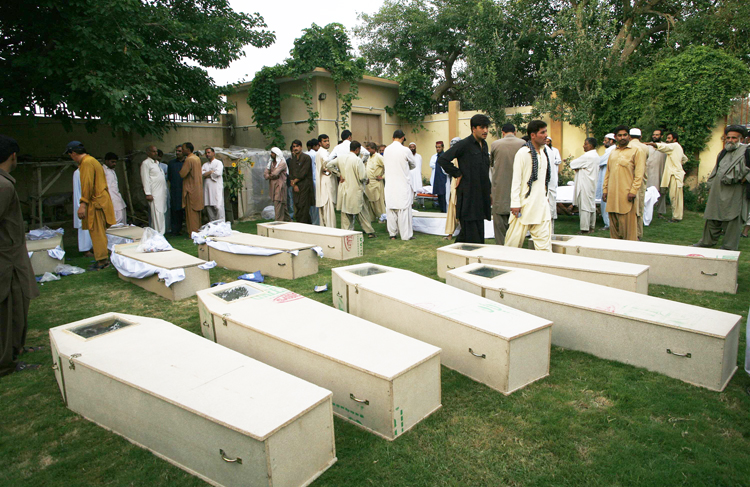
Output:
[[408, 142, 416, 147], [605, 133, 615, 140], [546, 136, 552, 141], [630, 128, 641, 137]]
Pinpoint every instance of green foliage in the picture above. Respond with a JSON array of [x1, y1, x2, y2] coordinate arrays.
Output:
[[0, 0, 274, 137], [246, 64, 290, 149], [223, 157, 254, 200], [684, 181, 710, 212], [385, 70, 435, 129]]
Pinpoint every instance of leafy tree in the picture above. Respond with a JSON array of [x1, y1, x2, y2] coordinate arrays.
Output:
[[0, 0, 274, 136], [385, 70, 435, 128]]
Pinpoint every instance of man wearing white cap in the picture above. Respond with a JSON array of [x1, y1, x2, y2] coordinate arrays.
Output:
[[597, 133, 616, 230], [646, 132, 687, 222], [629, 128, 649, 238], [646, 129, 668, 216]]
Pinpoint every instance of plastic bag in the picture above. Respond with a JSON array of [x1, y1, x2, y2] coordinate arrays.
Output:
[[37, 272, 61, 282], [261, 205, 275, 220], [26, 227, 64, 240], [137, 227, 173, 252], [238, 271, 264, 283], [55, 264, 86, 276], [191, 220, 232, 244]]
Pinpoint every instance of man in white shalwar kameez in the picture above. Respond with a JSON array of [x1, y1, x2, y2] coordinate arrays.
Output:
[[384, 130, 416, 240], [315, 134, 338, 228], [336, 142, 376, 236], [505, 120, 552, 251], [408, 142, 423, 196], [646, 132, 687, 222], [305, 139, 320, 225], [202, 147, 225, 222], [570, 137, 600, 233], [73, 167, 93, 255], [545, 137, 562, 234], [102, 152, 127, 224], [140, 145, 168, 234]]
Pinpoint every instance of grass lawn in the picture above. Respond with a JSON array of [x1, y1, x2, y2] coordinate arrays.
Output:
[[2, 209, 748, 487]]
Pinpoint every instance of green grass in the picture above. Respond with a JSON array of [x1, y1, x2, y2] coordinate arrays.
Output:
[[1, 209, 748, 487]]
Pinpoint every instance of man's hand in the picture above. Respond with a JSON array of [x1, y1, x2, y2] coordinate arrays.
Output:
[[602, 193, 607, 203], [293, 185, 300, 193], [645, 142, 656, 147], [455, 175, 463, 188], [376, 176, 383, 180], [146, 195, 154, 202], [627, 192, 636, 202], [339, 177, 345, 183], [510, 207, 521, 217], [77, 203, 87, 220]]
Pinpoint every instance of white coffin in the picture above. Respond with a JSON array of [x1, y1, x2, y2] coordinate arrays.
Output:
[[412, 210, 495, 238], [197, 232, 319, 279], [257, 222, 363, 260], [197, 281, 441, 441], [437, 243, 650, 294], [26, 234, 64, 275], [331, 263, 552, 395], [549, 235, 740, 294], [447, 263, 741, 392], [49, 313, 336, 487], [113, 243, 210, 301], [106, 225, 145, 250]]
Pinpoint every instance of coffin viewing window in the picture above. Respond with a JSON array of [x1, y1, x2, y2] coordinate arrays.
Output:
[[455, 244, 484, 251], [71, 317, 133, 338], [214, 284, 262, 302], [349, 266, 389, 277], [467, 266, 508, 279], [266, 222, 286, 226]]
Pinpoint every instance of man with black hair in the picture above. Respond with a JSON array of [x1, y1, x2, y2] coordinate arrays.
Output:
[[365, 142, 386, 220], [142, 145, 167, 234], [329, 129, 353, 162], [504, 120, 552, 250], [570, 137, 600, 233], [66, 141, 116, 268], [545, 136, 562, 233], [103, 152, 127, 224], [306, 139, 320, 225], [167, 145, 185, 235], [0, 136, 40, 376], [646, 131, 687, 222], [603, 126, 645, 240], [490, 122, 526, 244], [383, 129, 416, 240], [179, 142, 204, 236], [288, 139, 314, 224], [438, 114, 492, 243], [647, 129, 668, 216], [315, 134, 338, 227], [337, 141, 376, 237], [202, 147, 224, 222], [694, 125, 749, 251], [429, 141, 448, 213], [629, 128, 649, 238]]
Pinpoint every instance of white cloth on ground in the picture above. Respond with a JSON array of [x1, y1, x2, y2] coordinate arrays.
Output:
[[111, 250, 185, 287]]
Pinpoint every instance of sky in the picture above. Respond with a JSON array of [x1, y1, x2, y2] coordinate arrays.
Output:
[[205, 0, 387, 86]]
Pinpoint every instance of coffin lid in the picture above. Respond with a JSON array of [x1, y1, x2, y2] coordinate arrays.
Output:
[[25, 234, 63, 252], [106, 226, 145, 240], [440, 243, 649, 276], [113, 243, 206, 269], [198, 282, 441, 380], [209, 231, 314, 251], [553, 235, 740, 261], [49, 313, 331, 440], [449, 263, 741, 338], [334, 263, 552, 340], [259, 221, 361, 237], [412, 210, 446, 219]]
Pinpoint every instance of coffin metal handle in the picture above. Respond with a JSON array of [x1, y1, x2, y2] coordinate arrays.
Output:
[[221, 313, 230, 326], [667, 349, 691, 358], [700, 271, 717, 277], [277, 263, 286, 266], [354, 284, 359, 294], [350, 393, 369, 405], [447, 265, 455, 270], [468, 348, 486, 359], [52, 363, 59, 371], [327, 245, 336, 249], [68, 353, 82, 370], [498, 289, 505, 299], [336, 292, 342, 298], [202, 320, 210, 328], [219, 449, 242, 464], [576, 247, 581, 254]]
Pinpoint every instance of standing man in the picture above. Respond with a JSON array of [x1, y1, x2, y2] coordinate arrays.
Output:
[[179, 142, 204, 236], [437, 114, 492, 244], [167, 145, 185, 236], [141, 145, 167, 234], [378, 144, 386, 156], [570, 137, 600, 234], [337, 141, 376, 237], [66, 141, 116, 269], [647, 129, 668, 216], [288, 140, 314, 224], [504, 120, 552, 251], [156, 149, 170, 232], [596, 133, 616, 230], [365, 142, 386, 220], [602, 126, 646, 241], [629, 128, 649, 239], [429, 141, 449, 213], [646, 132, 687, 223], [264, 147, 289, 222], [73, 160, 93, 256], [408, 142, 423, 196], [315, 134, 337, 227], [102, 152, 127, 224], [202, 147, 225, 222], [490, 123, 526, 244], [383, 130, 416, 240], [693, 125, 749, 251], [0, 136, 40, 376], [306, 139, 320, 225], [545, 137, 562, 234]]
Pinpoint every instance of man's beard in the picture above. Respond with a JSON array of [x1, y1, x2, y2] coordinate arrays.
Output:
[[617, 139, 628, 147], [652, 137, 661, 143], [725, 141, 739, 151]]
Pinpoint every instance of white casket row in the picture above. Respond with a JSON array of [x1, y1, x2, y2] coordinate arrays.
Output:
[[548, 235, 740, 294], [332, 263, 552, 395], [197, 232, 319, 280], [446, 263, 741, 392], [50, 313, 337, 487], [197, 282, 442, 440], [437, 243, 649, 294], [257, 222, 363, 260]]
